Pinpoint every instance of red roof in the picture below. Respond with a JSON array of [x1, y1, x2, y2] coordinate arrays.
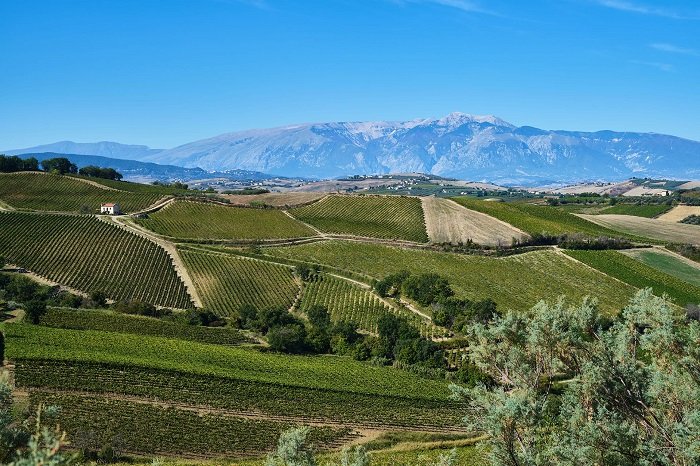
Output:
[[101, 203, 117, 207]]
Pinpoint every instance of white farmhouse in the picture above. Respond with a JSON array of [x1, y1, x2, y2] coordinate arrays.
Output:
[[100, 203, 121, 215]]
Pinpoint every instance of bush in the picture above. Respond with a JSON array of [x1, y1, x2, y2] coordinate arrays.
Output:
[[401, 273, 453, 306], [24, 300, 47, 324], [267, 324, 307, 354]]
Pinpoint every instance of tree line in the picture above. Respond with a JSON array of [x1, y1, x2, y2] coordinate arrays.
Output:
[[0, 155, 122, 180]]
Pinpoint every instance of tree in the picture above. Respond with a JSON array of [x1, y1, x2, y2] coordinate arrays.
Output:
[[24, 300, 46, 324], [451, 290, 700, 466], [306, 304, 331, 330], [267, 324, 307, 354], [89, 290, 108, 308], [78, 166, 123, 181], [40, 158, 77, 175], [265, 427, 316, 466]]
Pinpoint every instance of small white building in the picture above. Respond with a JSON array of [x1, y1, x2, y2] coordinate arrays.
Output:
[[100, 203, 121, 215]]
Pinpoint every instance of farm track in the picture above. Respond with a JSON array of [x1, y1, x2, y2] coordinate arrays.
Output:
[[104, 216, 203, 307]]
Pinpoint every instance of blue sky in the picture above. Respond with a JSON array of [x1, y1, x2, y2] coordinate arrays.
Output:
[[1, 0, 699, 149]]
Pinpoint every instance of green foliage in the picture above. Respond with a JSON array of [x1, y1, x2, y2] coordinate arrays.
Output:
[[624, 250, 700, 287], [38, 308, 248, 345], [0, 154, 39, 172], [265, 426, 317, 466], [666, 243, 700, 263], [401, 273, 453, 307], [24, 300, 47, 324], [40, 157, 77, 175], [77, 165, 123, 181], [451, 290, 700, 466], [566, 250, 700, 307], [0, 172, 165, 213], [136, 200, 316, 240], [680, 214, 700, 225], [374, 270, 410, 297], [268, 241, 635, 313], [179, 248, 297, 316], [0, 212, 192, 308], [291, 195, 429, 242]]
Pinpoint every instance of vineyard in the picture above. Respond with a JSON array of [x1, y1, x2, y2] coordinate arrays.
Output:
[[266, 241, 636, 313], [39, 307, 249, 345], [600, 203, 672, 218], [0, 172, 166, 213], [299, 275, 446, 338], [290, 195, 429, 242], [135, 200, 317, 240], [28, 391, 354, 457], [179, 248, 299, 316], [0, 212, 192, 308], [565, 250, 700, 307], [452, 197, 646, 238], [621, 249, 700, 287]]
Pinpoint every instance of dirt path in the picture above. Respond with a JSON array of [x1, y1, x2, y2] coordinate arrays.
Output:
[[0, 199, 15, 211], [3, 264, 89, 298], [105, 216, 203, 307], [282, 210, 326, 237], [130, 196, 175, 216], [421, 196, 528, 246]]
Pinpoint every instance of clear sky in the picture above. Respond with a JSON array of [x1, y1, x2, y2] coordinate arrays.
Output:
[[1, 0, 699, 149]]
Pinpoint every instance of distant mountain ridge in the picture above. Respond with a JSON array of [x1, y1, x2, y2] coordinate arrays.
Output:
[[7, 113, 700, 184], [5, 141, 163, 160]]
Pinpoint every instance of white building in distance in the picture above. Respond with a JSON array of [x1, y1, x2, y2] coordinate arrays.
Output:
[[100, 203, 121, 215]]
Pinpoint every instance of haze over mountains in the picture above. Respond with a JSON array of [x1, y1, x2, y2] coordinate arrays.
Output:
[[7, 112, 700, 184]]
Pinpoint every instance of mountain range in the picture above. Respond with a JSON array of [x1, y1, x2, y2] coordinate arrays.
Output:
[[7, 113, 700, 184]]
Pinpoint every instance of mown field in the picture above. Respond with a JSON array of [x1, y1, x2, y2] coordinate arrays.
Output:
[[621, 249, 700, 288], [0, 212, 192, 308], [266, 241, 636, 313], [600, 203, 672, 218], [290, 195, 428, 242], [452, 197, 645, 238], [179, 248, 299, 316], [565, 250, 700, 307], [39, 308, 249, 345], [579, 214, 700, 245], [136, 200, 317, 240], [299, 275, 444, 338], [0, 172, 168, 213]]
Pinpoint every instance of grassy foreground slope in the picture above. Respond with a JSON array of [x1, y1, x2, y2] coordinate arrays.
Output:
[[565, 250, 700, 307], [0, 212, 192, 308], [180, 248, 298, 315], [452, 197, 642, 237], [290, 195, 428, 242], [0, 172, 166, 212], [136, 200, 316, 240], [6, 324, 462, 427], [266, 241, 635, 313]]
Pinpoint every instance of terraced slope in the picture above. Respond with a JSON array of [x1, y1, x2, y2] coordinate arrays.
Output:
[[566, 250, 700, 307], [136, 200, 316, 240], [290, 195, 428, 242], [0, 212, 192, 308], [267, 241, 635, 313], [579, 214, 700, 245], [0, 172, 166, 213], [422, 196, 528, 245], [179, 248, 298, 316]]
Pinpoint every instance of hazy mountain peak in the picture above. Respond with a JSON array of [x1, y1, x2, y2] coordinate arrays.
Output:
[[5, 140, 163, 160]]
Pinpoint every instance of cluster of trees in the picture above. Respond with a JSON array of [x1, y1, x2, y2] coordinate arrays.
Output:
[[40, 157, 78, 174], [375, 271, 453, 306], [667, 243, 700, 262], [452, 289, 700, 466], [512, 233, 633, 250], [680, 214, 700, 225], [78, 165, 123, 181], [152, 180, 189, 190], [0, 155, 39, 172]]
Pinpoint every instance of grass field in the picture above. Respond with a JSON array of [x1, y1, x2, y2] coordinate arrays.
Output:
[[0, 172, 167, 213], [599, 203, 673, 218], [136, 200, 317, 240], [0, 212, 192, 308], [39, 307, 249, 345], [620, 249, 700, 288], [179, 248, 299, 316], [290, 195, 428, 242], [265, 241, 636, 313], [421, 196, 528, 245], [565, 250, 700, 307], [579, 214, 700, 245], [452, 197, 636, 238]]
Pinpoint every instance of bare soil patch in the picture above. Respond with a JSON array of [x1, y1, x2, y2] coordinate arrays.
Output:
[[421, 196, 529, 246]]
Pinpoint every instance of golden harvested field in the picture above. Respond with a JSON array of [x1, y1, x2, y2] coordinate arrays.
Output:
[[578, 214, 700, 245], [656, 205, 700, 222], [421, 196, 528, 246]]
